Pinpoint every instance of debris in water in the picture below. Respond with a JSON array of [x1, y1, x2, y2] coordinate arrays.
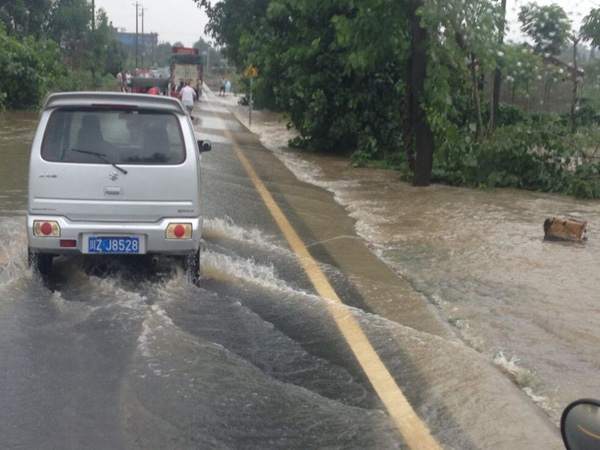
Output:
[[543, 217, 587, 242]]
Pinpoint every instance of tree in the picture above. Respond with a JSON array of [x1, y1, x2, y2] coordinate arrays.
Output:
[[48, 0, 92, 70], [422, 0, 503, 139], [570, 32, 580, 134], [152, 42, 174, 67], [0, 0, 53, 39], [84, 8, 124, 79], [490, 0, 507, 132], [407, 0, 434, 185], [581, 8, 600, 50], [500, 44, 543, 107], [193, 37, 221, 73], [201, 0, 270, 69], [518, 2, 571, 56], [0, 22, 63, 108]]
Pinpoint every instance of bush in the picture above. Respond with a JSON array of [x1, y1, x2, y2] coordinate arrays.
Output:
[[560, 104, 600, 127], [0, 26, 63, 109], [497, 103, 530, 127], [49, 71, 116, 93], [431, 118, 600, 198]]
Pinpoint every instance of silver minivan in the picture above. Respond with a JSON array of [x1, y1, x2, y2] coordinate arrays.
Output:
[[27, 92, 211, 283]]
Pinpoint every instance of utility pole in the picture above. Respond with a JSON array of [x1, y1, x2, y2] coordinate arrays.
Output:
[[206, 45, 209, 75], [140, 6, 147, 69], [91, 0, 96, 81], [133, 2, 140, 68], [151, 32, 155, 66]]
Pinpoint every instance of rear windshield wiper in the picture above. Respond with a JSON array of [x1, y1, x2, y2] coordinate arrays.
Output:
[[71, 149, 128, 174]]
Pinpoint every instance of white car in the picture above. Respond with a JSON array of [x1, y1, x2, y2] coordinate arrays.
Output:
[[27, 92, 211, 284]]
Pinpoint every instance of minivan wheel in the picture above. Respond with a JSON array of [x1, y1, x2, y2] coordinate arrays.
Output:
[[27, 248, 53, 278], [182, 249, 200, 286]]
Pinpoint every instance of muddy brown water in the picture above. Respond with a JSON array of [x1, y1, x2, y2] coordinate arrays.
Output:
[[222, 98, 600, 425], [1, 102, 598, 442]]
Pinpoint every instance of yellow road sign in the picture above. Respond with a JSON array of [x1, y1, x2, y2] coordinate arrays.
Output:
[[243, 64, 258, 78]]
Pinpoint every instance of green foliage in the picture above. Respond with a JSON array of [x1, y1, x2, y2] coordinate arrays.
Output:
[[82, 9, 124, 82], [192, 37, 222, 73], [48, 0, 91, 45], [0, 0, 124, 108], [423, 0, 503, 70], [500, 44, 544, 99], [432, 116, 600, 198], [0, 0, 53, 39], [496, 103, 530, 127], [561, 104, 600, 127], [581, 8, 600, 49], [518, 2, 571, 56], [204, 0, 271, 69], [565, 162, 600, 199], [0, 24, 64, 109], [201, 0, 600, 199], [236, 0, 408, 161]]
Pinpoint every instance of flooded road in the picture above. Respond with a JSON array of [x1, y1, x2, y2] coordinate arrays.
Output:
[[224, 95, 600, 425], [0, 111, 36, 218], [0, 92, 580, 449]]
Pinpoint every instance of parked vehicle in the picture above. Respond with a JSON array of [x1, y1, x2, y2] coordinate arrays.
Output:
[[131, 69, 169, 94], [169, 46, 203, 98], [27, 92, 211, 284]]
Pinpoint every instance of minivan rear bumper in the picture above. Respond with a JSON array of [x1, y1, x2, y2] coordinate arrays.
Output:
[[26, 215, 202, 255]]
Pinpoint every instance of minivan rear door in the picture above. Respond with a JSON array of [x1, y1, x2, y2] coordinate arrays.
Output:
[[29, 108, 200, 222]]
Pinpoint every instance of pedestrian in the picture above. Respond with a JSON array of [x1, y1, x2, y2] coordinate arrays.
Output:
[[126, 72, 132, 92], [121, 70, 128, 92], [148, 86, 160, 95], [116, 71, 122, 92], [219, 75, 227, 96], [180, 80, 197, 118]]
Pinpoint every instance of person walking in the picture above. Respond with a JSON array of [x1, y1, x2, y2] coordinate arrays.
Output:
[[180, 80, 197, 118], [219, 75, 227, 96]]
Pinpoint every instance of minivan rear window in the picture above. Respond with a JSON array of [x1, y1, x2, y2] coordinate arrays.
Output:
[[41, 109, 185, 165]]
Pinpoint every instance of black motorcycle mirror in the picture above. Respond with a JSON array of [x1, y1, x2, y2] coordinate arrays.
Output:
[[561, 399, 600, 449]]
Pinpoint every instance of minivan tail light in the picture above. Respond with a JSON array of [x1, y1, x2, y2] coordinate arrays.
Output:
[[166, 223, 192, 239], [33, 221, 60, 237]]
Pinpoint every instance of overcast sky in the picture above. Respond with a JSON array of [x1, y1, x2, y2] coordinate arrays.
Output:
[[95, 0, 600, 49], [95, 0, 209, 47]]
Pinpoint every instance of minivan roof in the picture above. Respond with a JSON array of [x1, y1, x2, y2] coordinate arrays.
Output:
[[44, 91, 188, 115]]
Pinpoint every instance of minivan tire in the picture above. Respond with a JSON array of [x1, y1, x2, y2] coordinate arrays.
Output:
[[183, 249, 200, 285], [28, 248, 53, 278]]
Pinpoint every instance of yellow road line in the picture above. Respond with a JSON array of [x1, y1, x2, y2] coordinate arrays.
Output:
[[207, 97, 443, 450]]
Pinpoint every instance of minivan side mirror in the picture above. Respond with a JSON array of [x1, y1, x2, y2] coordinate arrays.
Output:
[[561, 399, 600, 450], [198, 140, 212, 153]]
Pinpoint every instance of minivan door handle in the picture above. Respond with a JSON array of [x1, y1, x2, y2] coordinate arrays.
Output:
[[104, 186, 123, 196]]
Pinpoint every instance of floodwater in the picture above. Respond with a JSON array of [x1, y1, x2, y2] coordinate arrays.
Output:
[[0, 96, 591, 448], [0, 107, 404, 449], [0, 110, 36, 217], [223, 96, 600, 425]]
